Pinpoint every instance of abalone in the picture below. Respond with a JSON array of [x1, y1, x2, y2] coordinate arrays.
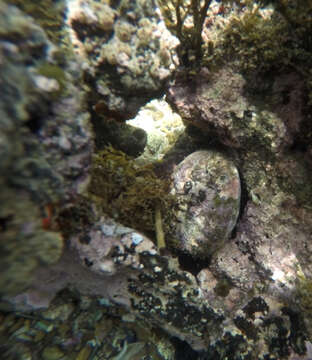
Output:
[[170, 150, 241, 258]]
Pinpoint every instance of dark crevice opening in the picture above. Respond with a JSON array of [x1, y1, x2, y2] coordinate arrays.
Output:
[[231, 168, 249, 240], [289, 139, 308, 153], [176, 252, 211, 277], [171, 336, 199, 360], [25, 113, 43, 134]]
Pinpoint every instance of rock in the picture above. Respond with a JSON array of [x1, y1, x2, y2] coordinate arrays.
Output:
[[127, 98, 185, 164], [42, 346, 64, 360], [0, 2, 93, 296], [8, 199, 310, 357], [169, 150, 241, 258], [167, 66, 304, 155], [67, 0, 179, 120], [41, 303, 75, 321], [93, 119, 147, 157], [2, 1, 312, 359]]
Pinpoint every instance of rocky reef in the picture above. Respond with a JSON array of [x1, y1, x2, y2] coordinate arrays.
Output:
[[1, 0, 312, 359]]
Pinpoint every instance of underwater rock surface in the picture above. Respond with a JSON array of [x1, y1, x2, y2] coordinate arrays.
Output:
[[2, 1, 312, 359], [170, 150, 241, 258], [0, 2, 93, 296], [9, 203, 310, 358], [167, 66, 304, 155], [67, 0, 179, 120]]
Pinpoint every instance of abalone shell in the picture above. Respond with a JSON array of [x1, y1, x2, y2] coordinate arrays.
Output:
[[170, 150, 241, 258]]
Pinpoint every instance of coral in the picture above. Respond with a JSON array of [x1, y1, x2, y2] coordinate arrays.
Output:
[[89, 146, 175, 239]]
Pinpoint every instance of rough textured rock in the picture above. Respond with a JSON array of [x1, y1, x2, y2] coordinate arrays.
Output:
[[0, 2, 93, 296], [169, 150, 241, 258], [93, 119, 147, 157], [67, 0, 179, 120], [164, 58, 312, 357], [8, 206, 224, 351], [2, 1, 312, 360], [8, 204, 310, 358], [167, 66, 304, 155], [127, 98, 185, 164], [0, 288, 176, 360]]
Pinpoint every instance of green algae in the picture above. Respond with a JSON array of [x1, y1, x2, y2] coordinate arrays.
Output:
[[37, 64, 67, 98], [209, 0, 312, 106], [6, 0, 66, 45], [89, 146, 175, 239], [214, 278, 233, 297], [296, 268, 312, 315]]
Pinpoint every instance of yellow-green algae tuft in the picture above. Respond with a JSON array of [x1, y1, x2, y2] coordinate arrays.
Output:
[[6, 0, 66, 45], [210, 0, 312, 104], [89, 146, 175, 241], [37, 64, 67, 98]]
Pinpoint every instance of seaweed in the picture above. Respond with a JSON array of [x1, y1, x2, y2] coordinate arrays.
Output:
[[7, 0, 66, 46], [158, 0, 213, 66], [296, 269, 312, 320], [89, 146, 175, 242], [213, 1, 312, 74]]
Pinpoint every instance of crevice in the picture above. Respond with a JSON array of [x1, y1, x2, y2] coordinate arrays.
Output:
[[231, 168, 249, 239], [176, 252, 211, 276], [171, 336, 200, 360]]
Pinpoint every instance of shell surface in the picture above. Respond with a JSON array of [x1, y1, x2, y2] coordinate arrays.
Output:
[[170, 150, 241, 257]]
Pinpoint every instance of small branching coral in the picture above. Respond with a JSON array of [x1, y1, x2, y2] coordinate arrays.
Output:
[[89, 146, 175, 243]]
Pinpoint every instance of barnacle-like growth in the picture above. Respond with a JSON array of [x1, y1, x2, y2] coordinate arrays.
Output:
[[158, 0, 213, 66], [89, 146, 175, 241]]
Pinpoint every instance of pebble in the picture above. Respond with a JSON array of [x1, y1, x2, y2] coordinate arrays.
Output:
[[42, 346, 65, 360], [0, 293, 175, 360]]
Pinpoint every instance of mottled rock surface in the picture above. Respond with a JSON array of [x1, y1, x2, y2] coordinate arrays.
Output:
[[2, 1, 312, 360], [9, 203, 310, 358], [167, 67, 304, 155], [67, 0, 179, 120], [127, 98, 185, 164], [169, 150, 241, 258], [0, 2, 93, 296]]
